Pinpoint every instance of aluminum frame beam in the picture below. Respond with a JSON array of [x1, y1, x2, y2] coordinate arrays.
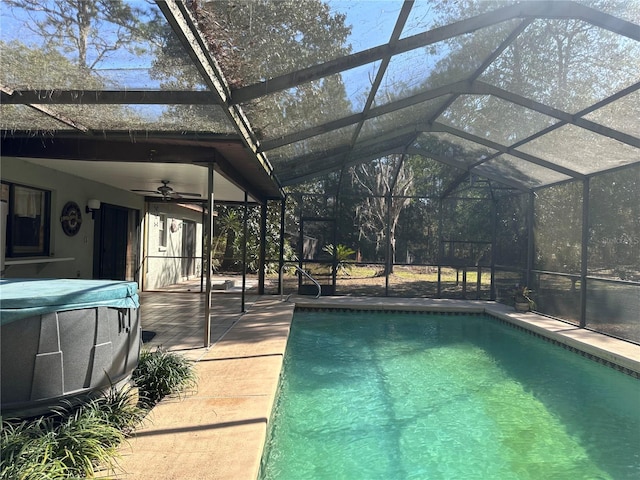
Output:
[[230, 1, 640, 105]]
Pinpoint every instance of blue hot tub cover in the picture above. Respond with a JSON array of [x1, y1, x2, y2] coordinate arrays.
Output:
[[0, 278, 139, 324]]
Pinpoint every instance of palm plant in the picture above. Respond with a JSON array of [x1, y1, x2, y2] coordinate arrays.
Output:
[[323, 243, 356, 276]]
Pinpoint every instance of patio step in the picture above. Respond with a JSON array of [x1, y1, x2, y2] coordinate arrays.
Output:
[[212, 279, 234, 290]]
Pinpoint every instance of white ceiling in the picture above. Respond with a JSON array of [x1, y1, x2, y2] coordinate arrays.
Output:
[[22, 158, 255, 203]]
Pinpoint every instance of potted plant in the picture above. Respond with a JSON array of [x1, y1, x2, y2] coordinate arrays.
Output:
[[513, 286, 535, 312]]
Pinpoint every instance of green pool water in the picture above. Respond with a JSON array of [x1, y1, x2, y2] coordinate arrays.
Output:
[[259, 311, 640, 480]]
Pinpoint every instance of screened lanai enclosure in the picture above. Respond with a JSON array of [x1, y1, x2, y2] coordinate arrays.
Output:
[[1, 1, 639, 343]]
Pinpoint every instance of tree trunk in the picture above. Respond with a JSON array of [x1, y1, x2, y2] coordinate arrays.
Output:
[[221, 229, 236, 270]]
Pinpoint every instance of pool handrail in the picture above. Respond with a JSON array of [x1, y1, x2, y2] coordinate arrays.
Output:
[[280, 263, 321, 301]]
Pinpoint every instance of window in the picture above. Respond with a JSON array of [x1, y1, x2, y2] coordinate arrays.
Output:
[[3, 182, 51, 257], [158, 213, 167, 249]]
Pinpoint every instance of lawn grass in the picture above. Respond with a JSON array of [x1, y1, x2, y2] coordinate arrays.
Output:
[[268, 264, 494, 298]]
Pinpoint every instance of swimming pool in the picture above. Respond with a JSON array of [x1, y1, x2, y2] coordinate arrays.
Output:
[[259, 310, 640, 479]]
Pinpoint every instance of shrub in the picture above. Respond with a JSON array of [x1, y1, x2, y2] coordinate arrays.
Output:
[[133, 347, 197, 408], [1, 348, 195, 479], [1, 401, 124, 479], [89, 385, 146, 436]]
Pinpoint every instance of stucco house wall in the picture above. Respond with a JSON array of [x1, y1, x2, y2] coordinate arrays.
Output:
[[1, 157, 144, 280], [143, 202, 203, 290], [1, 157, 206, 290]]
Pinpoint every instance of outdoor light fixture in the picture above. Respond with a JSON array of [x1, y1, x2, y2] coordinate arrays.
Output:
[[86, 199, 101, 219]]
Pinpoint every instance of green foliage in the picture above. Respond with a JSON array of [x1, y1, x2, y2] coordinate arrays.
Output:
[[512, 285, 536, 309], [1, 348, 196, 479], [89, 385, 146, 436], [210, 203, 296, 274], [133, 347, 197, 408], [4, 0, 156, 69], [431, 0, 640, 121], [323, 243, 355, 275], [192, 0, 351, 84], [189, 0, 352, 139], [349, 155, 414, 270], [323, 243, 355, 261], [0, 40, 159, 130], [589, 168, 640, 277], [494, 193, 528, 268], [534, 182, 583, 273], [212, 208, 242, 271], [1, 398, 126, 479]]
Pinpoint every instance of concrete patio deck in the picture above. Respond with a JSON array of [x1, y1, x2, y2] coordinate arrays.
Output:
[[106, 279, 294, 480], [106, 284, 640, 480]]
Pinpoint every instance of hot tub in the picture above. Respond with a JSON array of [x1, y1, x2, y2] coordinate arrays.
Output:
[[0, 278, 141, 417]]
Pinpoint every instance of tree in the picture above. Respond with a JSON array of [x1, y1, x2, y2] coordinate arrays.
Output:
[[534, 181, 583, 275], [0, 39, 146, 130], [3, 0, 156, 71], [210, 202, 296, 275], [190, 0, 350, 85], [430, 0, 640, 138], [2, 1, 162, 129], [187, 0, 353, 139], [212, 207, 242, 271], [350, 155, 413, 274], [494, 192, 528, 268], [589, 168, 640, 280]]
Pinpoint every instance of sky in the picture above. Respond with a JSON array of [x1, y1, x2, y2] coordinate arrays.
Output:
[[0, 0, 448, 113], [327, 1, 445, 108]]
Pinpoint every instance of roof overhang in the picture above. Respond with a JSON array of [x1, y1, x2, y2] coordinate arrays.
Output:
[[1, 130, 284, 203]]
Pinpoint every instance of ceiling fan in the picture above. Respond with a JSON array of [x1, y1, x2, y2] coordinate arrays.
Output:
[[131, 180, 202, 200]]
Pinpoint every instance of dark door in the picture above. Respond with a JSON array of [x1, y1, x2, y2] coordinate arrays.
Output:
[[94, 204, 129, 280], [182, 219, 196, 278]]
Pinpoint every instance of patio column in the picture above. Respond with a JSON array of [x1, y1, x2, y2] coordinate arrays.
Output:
[[384, 193, 392, 296], [275, 198, 286, 295], [490, 196, 497, 300], [200, 206, 205, 293], [241, 191, 248, 312], [526, 191, 535, 287], [580, 178, 590, 328], [258, 200, 269, 295], [437, 198, 443, 298], [204, 163, 215, 348]]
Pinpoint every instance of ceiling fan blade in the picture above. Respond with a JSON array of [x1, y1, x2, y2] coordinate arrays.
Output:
[[174, 191, 202, 197], [132, 181, 201, 199]]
